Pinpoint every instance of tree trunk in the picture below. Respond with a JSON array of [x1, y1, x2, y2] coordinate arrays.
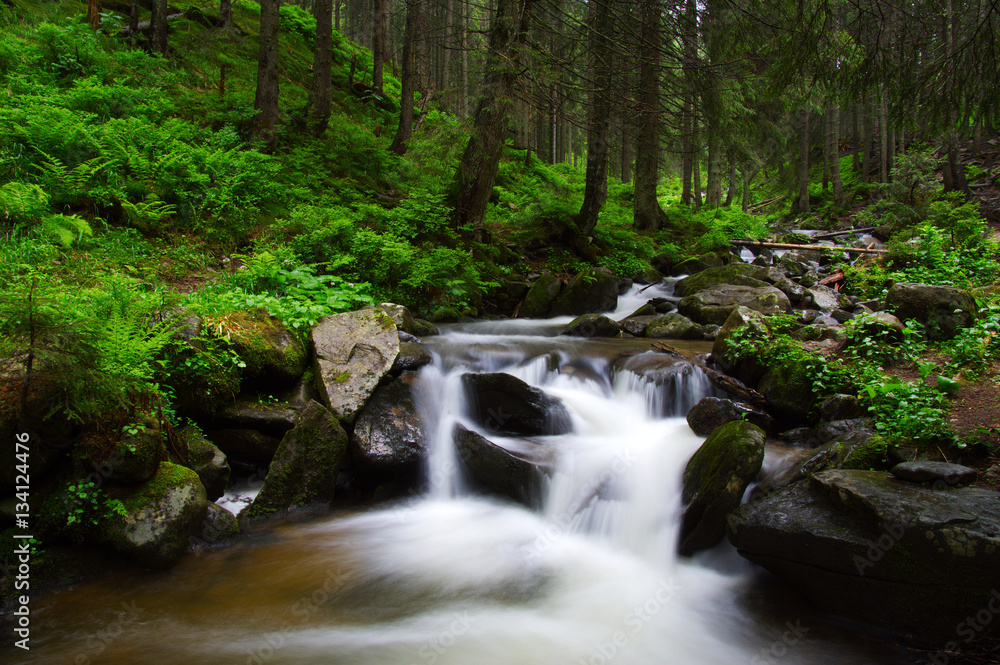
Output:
[[450, 0, 534, 234], [692, 113, 702, 211], [308, 0, 333, 135], [829, 105, 843, 205], [576, 0, 614, 237], [373, 0, 388, 94], [741, 167, 751, 212], [253, 0, 281, 149], [681, 97, 692, 204], [621, 120, 632, 184], [724, 158, 736, 206], [129, 0, 139, 48], [150, 0, 168, 55], [798, 108, 809, 215], [861, 98, 873, 182], [220, 0, 231, 27], [822, 108, 830, 193], [632, 0, 667, 230], [89, 0, 101, 30], [878, 88, 888, 184], [390, 0, 421, 155]]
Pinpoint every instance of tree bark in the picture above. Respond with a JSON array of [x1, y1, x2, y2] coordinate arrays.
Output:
[[373, 0, 388, 94], [450, 0, 535, 234], [829, 104, 843, 205], [390, 0, 422, 155], [632, 0, 667, 230], [576, 0, 614, 237], [253, 0, 282, 149], [798, 108, 809, 215], [89, 0, 101, 30], [220, 0, 231, 28], [150, 0, 168, 55], [129, 0, 139, 48], [308, 0, 333, 135]]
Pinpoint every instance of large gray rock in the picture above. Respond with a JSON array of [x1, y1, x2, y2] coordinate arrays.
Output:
[[453, 425, 554, 506], [803, 285, 848, 313], [189, 502, 240, 551], [890, 461, 977, 486], [311, 309, 400, 422], [227, 308, 308, 386], [213, 400, 299, 436], [727, 469, 1000, 640], [645, 313, 704, 340], [549, 267, 619, 316], [674, 264, 769, 297], [351, 372, 425, 477], [678, 284, 791, 326], [98, 462, 208, 570], [686, 397, 774, 436], [886, 282, 978, 340], [377, 302, 417, 334], [520, 272, 563, 318], [247, 401, 348, 519], [462, 373, 572, 437], [620, 315, 659, 337], [562, 313, 621, 338], [679, 421, 766, 556], [752, 429, 884, 498], [392, 341, 433, 373], [178, 426, 231, 501]]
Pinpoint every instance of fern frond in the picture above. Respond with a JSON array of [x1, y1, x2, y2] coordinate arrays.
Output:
[[42, 214, 93, 248]]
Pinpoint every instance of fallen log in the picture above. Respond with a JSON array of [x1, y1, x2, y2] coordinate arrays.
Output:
[[731, 239, 888, 255], [811, 227, 878, 240], [746, 195, 786, 213]]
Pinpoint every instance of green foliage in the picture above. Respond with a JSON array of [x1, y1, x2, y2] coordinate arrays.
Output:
[[59, 478, 126, 530], [945, 301, 1000, 374], [862, 376, 958, 448]]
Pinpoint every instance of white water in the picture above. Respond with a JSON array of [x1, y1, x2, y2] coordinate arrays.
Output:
[[12, 284, 910, 665]]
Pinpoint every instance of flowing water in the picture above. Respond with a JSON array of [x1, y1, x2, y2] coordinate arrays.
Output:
[[5, 285, 916, 665]]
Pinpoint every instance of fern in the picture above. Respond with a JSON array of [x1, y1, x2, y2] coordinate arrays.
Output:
[[96, 310, 176, 384], [0, 182, 50, 222], [41, 213, 93, 248], [121, 195, 175, 229], [36, 151, 110, 200]]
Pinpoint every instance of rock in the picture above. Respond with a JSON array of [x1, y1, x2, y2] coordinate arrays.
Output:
[[674, 264, 768, 297], [189, 502, 240, 550], [757, 366, 817, 425], [168, 309, 202, 342], [702, 367, 768, 410], [678, 284, 791, 326], [377, 302, 416, 334], [427, 306, 464, 323], [633, 263, 664, 284], [392, 341, 433, 373], [618, 277, 634, 295], [311, 309, 400, 423], [813, 418, 871, 445], [520, 272, 563, 318], [453, 424, 554, 506], [107, 426, 165, 484], [679, 421, 766, 556], [614, 352, 712, 416], [711, 306, 771, 384], [351, 372, 425, 477], [886, 282, 978, 340], [670, 253, 726, 277], [645, 313, 704, 340], [624, 303, 657, 318], [818, 394, 867, 421], [773, 277, 806, 304], [754, 430, 885, 497], [226, 309, 308, 386], [247, 401, 348, 519], [803, 286, 847, 313], [177, 426, 230, 501], [461, 373, 572, 436], [99, 462, 208, 570], [728, 469, 1000, 640], [562, 313, 621, 338], [686, 397, 774, 436], [412, 319, 440, 336], [549, 267, 619, 316], [701, 324, 721, 341], [845, 311, 906, 346], [206, 428, 282, 464], [213, 400, 299, 436], [620, 315, 658, 337], [890, 461, 977, 486]]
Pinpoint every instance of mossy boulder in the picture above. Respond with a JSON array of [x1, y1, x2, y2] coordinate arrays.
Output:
[[412, 318, 440, 336], [98, 462, 208, 570], [206, 428, 282, 464], [177, 426, 230, 501], [377, 302, 417, 334], [520, 272, 564, 318], [711, 306, 770, 384], [645, 313, 703, 340], [886, 282, 978, 340], [757, 363, 817, 425], [226, 308, 308, 386], [106, 426, 165, 485], [246, 401, 348, 520], [211, 400, 299, 437], [686, 397, 774, 436], [549, 267, 619, 317], [189, 502, 240, 551], [562, 313, 621, 338], [679, 284, 791, 326], [351, 372, 425, 478], [391, 341, 433, 373], [620, 315, 658, 337], [674, 264, 768, 297], [679, 421, 766, 556], [311, 309, 400, 423]]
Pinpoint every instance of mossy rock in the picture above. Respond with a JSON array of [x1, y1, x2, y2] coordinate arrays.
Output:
[[549, 267, 619, 317], [98, 462, 208, 570], [757, 363, 817, 425], [107, 427, 165, 485], [679, 421, 766, 555], [176, 426, 230, 501], [562, 313, 621, 338], [377, 302, 417, 334], [427, 306, 465, 323], [674, 264, 768, 297], [678, 284, 791, 326], [886, 282, 978, 340], [226, 308, 307, 386], [711, 306, 770, 384], [412, 318, 440, 336], [645, 313, 703, 340], [520, 272, 563, 318], [246, 401, 348, 520], [189, 502, 240, 550]]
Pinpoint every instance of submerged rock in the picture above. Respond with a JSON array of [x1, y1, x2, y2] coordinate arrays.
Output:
[[462, 372, 572, 437], [453, 424, 554, 506]]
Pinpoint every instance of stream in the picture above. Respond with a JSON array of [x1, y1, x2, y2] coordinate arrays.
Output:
[[6, 284, 918, 665]]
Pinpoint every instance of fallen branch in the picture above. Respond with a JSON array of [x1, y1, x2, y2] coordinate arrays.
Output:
[[746, 195, 786, 213], [731, 239, 888, 255], [810, 227, 877, 240]]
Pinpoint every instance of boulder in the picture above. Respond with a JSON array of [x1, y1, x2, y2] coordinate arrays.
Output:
[[461, 373, 572, 436], [351, 372, 426, 477], [377, 302, 417, 335], [773, 277, 806, 305], [178, 426, 231, 501], [818, 394, 867, 421], [678, 284, 791, 326], [711, 306, 770, 384], [890, 461, 977, 486], [803, 285, 848, 313], [247, 401, 348, 519], [412, 319, 440, 336], [107, 426, 165, 484], [645, 313, 704, 340], [886, 282, 978, 340], [392, 341, 433, 373], [670, 253, 726, 276], [213, 400, 299, 436], [757, 365, 817, 425], [226, 308, 308, 386], [311, 309, 400, 423], [620, 315, 659, 337], [753, 430, 884, 497], [453, 424, 554, 506], [813, 418, 871, 445], [727, 469, 1000, 640], [679, 421, 766, 556], [674, 264, 769, 297], [520, 272, 563, 318], [686, 397, 774, 436], [549, 267, 619, 316], [189, 502, 240, 550], [206, 428, 282, 464], [562, 313, 621, 338], [99, 462, 208, 570]]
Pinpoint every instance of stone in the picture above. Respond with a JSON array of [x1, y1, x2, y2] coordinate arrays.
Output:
[[189, 502, 240, 550], [773, 277, 806, 304], [549, 267, 619, 317], [711, 306, 770, 382], [803, 285, 848, 313], [461, 373, 572, 437], [757, 366, 817, 425], [645, 313, 704, 340], [107, 427, 165, 484], [620, 315, 659, 337], [99, 462, 208, 570], [679, 421, 766, 556], [412, 319, 440, 336], [886, 282, 978, 340], [728, 469, 1000, 639], [377, 302, 416, 335], [674, 264, 768, 297], [520, 272, 563, 318], [351, 372, 426, 477], [818, 394, 867, 421], [247, 401, 348, 519], [890, 461, 977, 486], [178, 426, 231, 501], [226, 308, 308, 386], [392, 341, 433, 373], [670, 253, 726, 276], [678, 284, 791, 326], [562, 313, 621, 338], [213, 400, 299, 437], [453, 424, 554, 506], [686, 397, 774, 436], [311, 308, 400, 423], [813, 418, 871, 445], [206, 428, 282, 464], [753, 430, 885, 497]]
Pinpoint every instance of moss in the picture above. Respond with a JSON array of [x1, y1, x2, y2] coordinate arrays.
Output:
[[334, 370, 351, 383], [222, 308, 307, 385], [118, 462, 200, 512], [839, 437, 889, 470], [676, 264, 767, 296]]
